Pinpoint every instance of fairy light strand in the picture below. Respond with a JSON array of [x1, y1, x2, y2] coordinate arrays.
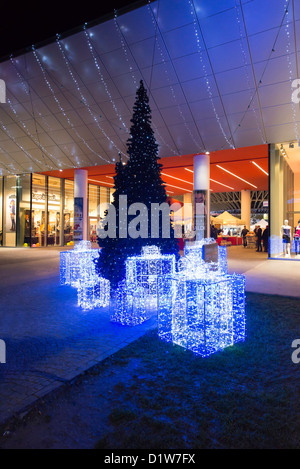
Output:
[[56, 34, 128, 159], [32, 45, 111, 166]]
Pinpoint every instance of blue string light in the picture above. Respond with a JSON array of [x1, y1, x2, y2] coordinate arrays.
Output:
[[157, 240, 245, 357], [110, 246, 176, 326]]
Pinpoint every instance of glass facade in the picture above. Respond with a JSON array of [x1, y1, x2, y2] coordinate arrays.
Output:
[[3, 176, 17, 247], [88, 184, 99, 244], [269, 143, 300, 260], [0, 173, 78, 248], [64, 180, 74, 245]]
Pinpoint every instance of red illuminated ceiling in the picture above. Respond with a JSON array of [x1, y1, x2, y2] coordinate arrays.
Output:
[[42, 144, 269, 195]]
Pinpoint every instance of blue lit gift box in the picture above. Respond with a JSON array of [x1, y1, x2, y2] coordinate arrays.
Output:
[[171, 273, 245, 357], [157, 240, 245, 357], [110, 246, 176, 326], [77, 276, 110, 310], [110, 280, 147, 326], [60, 240, 100, 287], [184, 239, 228, 274]]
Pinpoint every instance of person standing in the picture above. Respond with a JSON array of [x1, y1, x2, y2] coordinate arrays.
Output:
[[262, 225, 269, 253], [256, 225, 262, 252], [241, 225, 249, 248]]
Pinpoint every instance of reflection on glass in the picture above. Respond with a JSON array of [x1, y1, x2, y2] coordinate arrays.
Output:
[[270, 143, 300, 259], [48, 177, 61, 246], [0, 177, 2, 246], [89, 184, 99, 244], [31, 174, 46, 247], [3, 176, 17, 247], [64, 180, 74, 245], [17, 174, 31, 247]]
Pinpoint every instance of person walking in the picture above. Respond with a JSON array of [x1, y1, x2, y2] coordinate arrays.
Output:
[[256, 225, 262, 252], [241, 225, 249, 248]]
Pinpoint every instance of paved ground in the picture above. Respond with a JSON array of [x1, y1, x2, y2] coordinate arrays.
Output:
[[0, 247, 156, 425], [0, 244, 299, 427]]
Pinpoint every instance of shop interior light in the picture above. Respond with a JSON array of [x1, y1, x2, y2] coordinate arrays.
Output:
[[209, 178, 234, 190], [216, 165, 257, 188], [161, 172, 193, 185], [166, 183, 193, 193], [184, 168, 234, 190], [88, 178, 114, 186], [252, 161, 269, 176], [280, 144, 288, 158]]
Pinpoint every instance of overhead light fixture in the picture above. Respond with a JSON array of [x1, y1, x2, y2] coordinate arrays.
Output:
[[252, 161, 269, 176], [210, 179, 234, 190], [185, 168, 234, 190], [216, 165, 257, 188], [165, 183, 193, 193], [161, 172, 193, 185], [205, 151, 210, 155], [88, 178, 114, 186]]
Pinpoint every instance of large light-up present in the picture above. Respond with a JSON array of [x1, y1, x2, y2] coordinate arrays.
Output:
[[60, 240, 99, 287], [157, 237, 245, 357], [184, 239, 228, 274], [110, 246, 176, 326], [77, 276, 110, 310], [158, 272, 245, 357], [110, 280, 148, 326]]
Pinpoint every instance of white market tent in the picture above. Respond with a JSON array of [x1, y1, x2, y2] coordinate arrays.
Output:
[[212, 211, 245, 226], [250, 218, 268, 231]]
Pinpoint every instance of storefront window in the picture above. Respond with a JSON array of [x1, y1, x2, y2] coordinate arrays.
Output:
[[0, 177, 3, 246], [64, 180, 74, 245], [270, 143, 300, 259], [88, 184, 99, 244], [3, 176, 17, 247], [48, 177, 61, 246], [100, 186, 110, 218], [31, 174, 46, 247], [17, 174, 31, 247]]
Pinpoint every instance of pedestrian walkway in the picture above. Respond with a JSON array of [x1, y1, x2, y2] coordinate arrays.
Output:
[[227, 245, 300, 298], [0, 247, 156, 425], [0, 245, 299, 426]]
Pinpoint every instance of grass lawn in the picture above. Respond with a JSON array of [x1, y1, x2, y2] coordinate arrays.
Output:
[[95, 292, 300, 449], [0, 292, 299, 449]]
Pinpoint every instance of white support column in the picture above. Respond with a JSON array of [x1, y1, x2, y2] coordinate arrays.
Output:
[[193, 154, 210, 239], [241, 190, 251, 230], [74, 169, 88, 243]]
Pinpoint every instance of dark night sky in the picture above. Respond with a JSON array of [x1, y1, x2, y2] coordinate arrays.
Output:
[[0, 0, 149, 60]]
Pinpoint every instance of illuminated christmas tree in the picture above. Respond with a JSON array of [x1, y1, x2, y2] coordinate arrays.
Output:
[[97, 80, 178, 288]]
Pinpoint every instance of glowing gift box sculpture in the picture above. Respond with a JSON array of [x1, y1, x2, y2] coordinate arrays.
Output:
[[157, 240, 245, 357], [172, 274, 245, 357], [77, 276, 110, 310], [184, 239, 228, 275], [110, 246, 176, 326], [60, 240, 99, 287], [60, 240, 110, 310], [110, 280, 147, 326]]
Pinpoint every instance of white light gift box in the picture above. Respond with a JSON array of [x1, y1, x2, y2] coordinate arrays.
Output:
[[77, 276, 110, 310], [184, 239, 228, 275], [110, 280, 147, 326], [60, 240, 99, 287], [59, 240, 110, 310], [157, 242, 245, 357], [110, 246, 176, 326]]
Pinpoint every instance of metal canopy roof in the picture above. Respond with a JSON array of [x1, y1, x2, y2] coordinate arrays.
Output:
[[0, 0, 299, 176]]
